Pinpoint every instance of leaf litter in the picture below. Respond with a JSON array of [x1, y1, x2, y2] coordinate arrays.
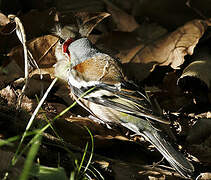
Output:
[[0, 1, 211, 179]]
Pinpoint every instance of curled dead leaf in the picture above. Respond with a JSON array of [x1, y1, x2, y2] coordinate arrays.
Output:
[[177, 59, 211, 106], [132, 19, 207, 70], [96, 19, 206, 81], [178, 60, 211, 90], [76, 12, 110, 37], [177, 45, 211, 107], [57, 11, 110, 37]]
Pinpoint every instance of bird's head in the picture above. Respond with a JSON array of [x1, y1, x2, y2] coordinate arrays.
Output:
[[54, 12, 110, 81]]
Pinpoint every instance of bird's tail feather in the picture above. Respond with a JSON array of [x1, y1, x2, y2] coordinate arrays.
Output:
[[143, 131, 194, 179]]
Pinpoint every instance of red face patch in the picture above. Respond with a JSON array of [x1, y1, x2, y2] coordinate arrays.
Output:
[[63, 38, 74, 57]]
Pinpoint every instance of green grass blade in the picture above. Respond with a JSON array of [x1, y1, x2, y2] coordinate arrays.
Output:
[[83, 127, 94, 173], [0, 130, 39, 147], [12, 78, 58, 165], [78, 142, 89, 174], [31, 164, 68, 180], [19, 135, 42, 180], [70, 171, 75, 180]]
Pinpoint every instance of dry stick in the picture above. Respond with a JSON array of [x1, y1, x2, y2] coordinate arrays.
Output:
[[8, 15, 29, 109]]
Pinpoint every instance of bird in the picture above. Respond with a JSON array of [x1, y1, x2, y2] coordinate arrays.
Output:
[[54, 24, 195, 179]]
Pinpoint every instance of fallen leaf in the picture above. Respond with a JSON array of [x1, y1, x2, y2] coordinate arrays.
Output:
[[104, 0, 139, 32], [132, 19, 207, 69], [96, 19, 207, 81], [0, 12, 9, 27], [54, 82, 75, 106], [7, 34, 58, 77], [95, 23, 167, 80], [57, 11, 110, 37], [177, 57, 211, 106], [76, 12, 110, 37], [0, 85, 17, 106], [200, 173, 211, 180], [178, 60, 211, 90], [0, 60, 23, 89], [0, 8, 58, 54], [0, 85, 37, 112], [95, 160, 183, 180]]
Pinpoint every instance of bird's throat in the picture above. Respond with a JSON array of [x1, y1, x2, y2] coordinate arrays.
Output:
[[63, 38, 74, 57]]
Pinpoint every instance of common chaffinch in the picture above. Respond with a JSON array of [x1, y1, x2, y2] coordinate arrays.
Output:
[[54, 24, 195, 179]]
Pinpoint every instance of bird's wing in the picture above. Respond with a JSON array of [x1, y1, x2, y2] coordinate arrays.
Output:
[[71, 81, 170, 125]]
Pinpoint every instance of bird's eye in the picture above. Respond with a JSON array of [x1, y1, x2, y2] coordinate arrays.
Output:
[[59, 38, 65, 44]]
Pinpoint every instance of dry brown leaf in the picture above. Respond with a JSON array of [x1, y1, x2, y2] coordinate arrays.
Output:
[[0, 60, 23, 89], [0, 12, 9, 27], [132, 19, 207, 70], [57, 11, 110, 37], [0, 85, 17, 106], [0, 85, 37, 112], [54, 116, 122, 147], [96, 19, 206, 81], [7, 34, 58, 77], [156, 72, 189, 112], [12, 74, 54, 98], [95, 160, 183, 180], [96, 31, 144, 63], [76, 12, 110, 37], [178, 59, 211, 90], [200, 173, 211, 180], [95, 23, 167, 80], [0, 8, 58, 54], [104, 0, 139, 32], [18, 8, 57, 40]]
